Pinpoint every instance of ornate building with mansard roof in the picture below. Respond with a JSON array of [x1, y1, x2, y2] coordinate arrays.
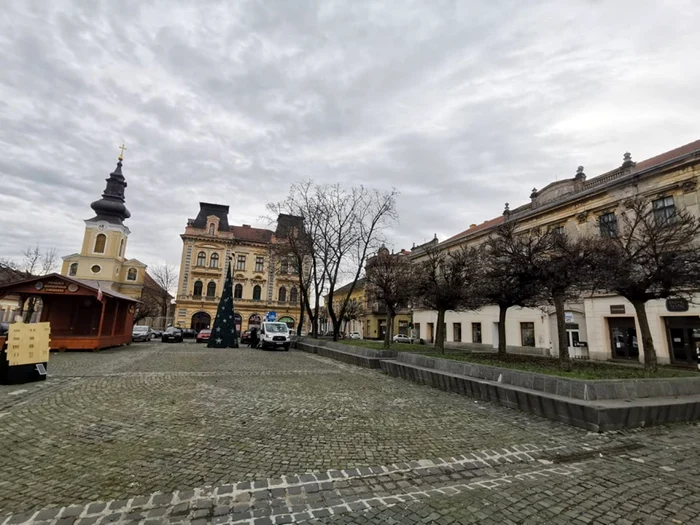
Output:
[[174, 203, 303, 332]]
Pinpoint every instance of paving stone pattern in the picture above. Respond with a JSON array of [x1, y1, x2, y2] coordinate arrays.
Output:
[[0, 342, 699, 524]]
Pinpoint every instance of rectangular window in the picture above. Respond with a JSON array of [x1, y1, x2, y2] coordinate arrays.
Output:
[[236, 255, 246, 271], [280, 259, 288, 274], [414, 322, 420, 339], [520, 322, 535, 347], [178, 309, 187, 317], [255, 257, 264, 272], [653, 196, 676, 226], [453, 323, 462, 342], [472, 322, 482, 343], [553, 225, 565, 235], [599, 212, 618, 237]]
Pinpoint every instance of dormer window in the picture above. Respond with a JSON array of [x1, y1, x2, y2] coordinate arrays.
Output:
[[208, 224, 215, 235]]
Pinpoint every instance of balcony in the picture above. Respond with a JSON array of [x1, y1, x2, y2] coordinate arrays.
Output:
[[177, 294, 220, 302], [191, 265, 223, 276]]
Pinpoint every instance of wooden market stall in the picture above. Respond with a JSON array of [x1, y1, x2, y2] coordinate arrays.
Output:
[[0, 274, 138, 351]]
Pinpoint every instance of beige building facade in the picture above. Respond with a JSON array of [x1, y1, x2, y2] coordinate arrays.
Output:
[[174, 204, 303, 332], [413, 140, 700, 366]]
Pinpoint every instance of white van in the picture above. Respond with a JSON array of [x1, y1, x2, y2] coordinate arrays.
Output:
[[258, 322, 291, 351]]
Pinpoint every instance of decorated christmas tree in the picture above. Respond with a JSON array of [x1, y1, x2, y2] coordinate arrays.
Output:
[[208, 259, 239, 348]]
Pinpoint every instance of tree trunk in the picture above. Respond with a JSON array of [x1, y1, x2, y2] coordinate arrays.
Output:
[[23, 297, 36, 323], [553, 292, 571, 371], [498, 304, 508, 356], [631, 300, 657, 373], [384, 312, 394, 349], [434, 309, 446, 354], [297, 297, 305, 336]]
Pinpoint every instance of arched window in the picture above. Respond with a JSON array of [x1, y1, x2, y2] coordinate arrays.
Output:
[[127, 268, 137, 281], [197, 252, 206, 266], [234, 283, 243, 299], [280, 259, 288, 274], [94, 233, 106, 253], [278, 286, 287, 302], [210, 253, 219, 268], [290, 287, 298, 304], [193, 280, 203, 297], [206, 282, 216, 298], [208, 224, 215, 235], [119, 239, 125, 257], [253, 285, 262, 301], [69, 263, 78, 276]]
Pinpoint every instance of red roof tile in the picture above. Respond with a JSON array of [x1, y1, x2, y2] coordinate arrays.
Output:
[[442, 215, 505, 244], [230, 225, 273, 244], [632, 139, 700, 172]]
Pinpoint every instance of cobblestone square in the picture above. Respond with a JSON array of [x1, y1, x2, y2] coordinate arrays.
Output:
[[1, 342, 699, 524]]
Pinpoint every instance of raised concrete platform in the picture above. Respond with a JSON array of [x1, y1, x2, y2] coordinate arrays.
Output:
[[380, 353, 700, 432], [295, 338, 397, 369]]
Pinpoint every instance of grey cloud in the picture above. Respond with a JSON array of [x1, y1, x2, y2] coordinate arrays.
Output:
[[1, 0, 699, 270]]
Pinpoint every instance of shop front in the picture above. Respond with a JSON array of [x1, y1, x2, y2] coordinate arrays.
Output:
[[608, 317, 639, 360], [664, 316, 700, 367]]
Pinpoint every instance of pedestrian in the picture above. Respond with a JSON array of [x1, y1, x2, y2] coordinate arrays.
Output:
[[249, 326, 259, 348]]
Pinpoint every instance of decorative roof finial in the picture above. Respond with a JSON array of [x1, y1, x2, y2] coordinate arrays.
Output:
[[621, 152, 636, 169], [503, 202, 510, 216], [574, 165, 586, 182], [530, 188, 538, 199], [118, 142, 127, 161]]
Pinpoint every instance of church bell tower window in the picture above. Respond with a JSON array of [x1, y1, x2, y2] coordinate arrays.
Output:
[[69, 263, 78, 276], [94, 233, 107, 254]]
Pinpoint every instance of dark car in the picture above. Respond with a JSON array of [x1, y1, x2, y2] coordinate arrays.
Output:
[[182, 328, 196, 339], [196, 328, 212, 344], [151, 329, 162, 338], [0, 322, 9, 336], [240, 330, 251, 344], [162, 327, 183, 343]]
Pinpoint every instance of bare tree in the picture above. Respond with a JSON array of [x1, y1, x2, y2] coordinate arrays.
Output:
[[594, 197, 700, 372], [366, 247, 413, 348], [481, 223, 549, 355], [13, 246, 58, 322], [320, 185, 398, 341], [538, 232, 598, 371], [412, 244, 483, 353], [148, 264, 178, 321]]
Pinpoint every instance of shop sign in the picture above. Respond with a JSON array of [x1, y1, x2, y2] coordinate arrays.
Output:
[[609, 305, 626, 314], [564, 311, 575, 323], [665, 297, 689, 312]]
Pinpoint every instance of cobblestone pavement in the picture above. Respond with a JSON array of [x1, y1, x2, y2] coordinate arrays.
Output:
[[0, 342, 699, 524]]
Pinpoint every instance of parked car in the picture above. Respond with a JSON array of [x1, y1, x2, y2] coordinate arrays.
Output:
[[240, 330, 252, 344], [0, 322, 9, 336], [182, 328, 196, 339], [132, 325, 152, 342], [151, 329, 162, 338], [392, 334, 414, 344], [196, 328, 212, 344], [349, 332, 361, 339], [258, 322, 291, 351], [162, 327, 184, 343]]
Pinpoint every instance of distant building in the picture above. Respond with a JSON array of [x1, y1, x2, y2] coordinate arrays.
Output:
[[412, 140, 700, 366], [174, 203, 303, 333]]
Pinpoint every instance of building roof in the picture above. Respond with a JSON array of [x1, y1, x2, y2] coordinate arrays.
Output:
[[191, 202, 231, 231], [0, 264, 30, 285], [440, 139, 700, 247], [89, 158, 131, 225], [231, 225, 273, 243], [332, 277, 366, 297], [0, 273, 139, 303]]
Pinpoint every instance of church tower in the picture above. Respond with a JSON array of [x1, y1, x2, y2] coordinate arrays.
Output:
[[61, 147, 146, 299]]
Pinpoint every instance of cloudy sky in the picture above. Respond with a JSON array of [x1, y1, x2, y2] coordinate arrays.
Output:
[[1, 0, 698, 272]]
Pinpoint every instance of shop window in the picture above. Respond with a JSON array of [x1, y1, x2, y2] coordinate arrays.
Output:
[[520, 322, 535, 347], [453, 323, 462, 342]]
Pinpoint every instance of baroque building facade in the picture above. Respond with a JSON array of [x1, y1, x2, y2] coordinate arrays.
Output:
[[412, 139, 700, 366], [174, 203, 303, 332]]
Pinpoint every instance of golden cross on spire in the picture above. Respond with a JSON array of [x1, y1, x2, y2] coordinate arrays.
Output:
[[118, 142, 127, 161]]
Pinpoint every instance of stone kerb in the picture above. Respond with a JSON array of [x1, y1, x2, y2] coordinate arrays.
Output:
[[295, 338, 397, 369], [395, 352, 700, 401], [445, 341, 550, 357]]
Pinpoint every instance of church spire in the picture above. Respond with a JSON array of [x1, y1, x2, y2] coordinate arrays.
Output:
[[89, 147, 131, 225]]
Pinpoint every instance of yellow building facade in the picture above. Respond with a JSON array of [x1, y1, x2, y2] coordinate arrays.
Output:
[[412, 140, 700, 366], [174, 204, 303, 332], [61, 155, 147, 299]]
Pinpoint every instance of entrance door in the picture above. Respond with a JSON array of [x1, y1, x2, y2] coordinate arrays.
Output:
[[191, 312, 211, 332], [567, 329, 580, 355], [608, 317, 638, 360], [666, 317, 700, 366]]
